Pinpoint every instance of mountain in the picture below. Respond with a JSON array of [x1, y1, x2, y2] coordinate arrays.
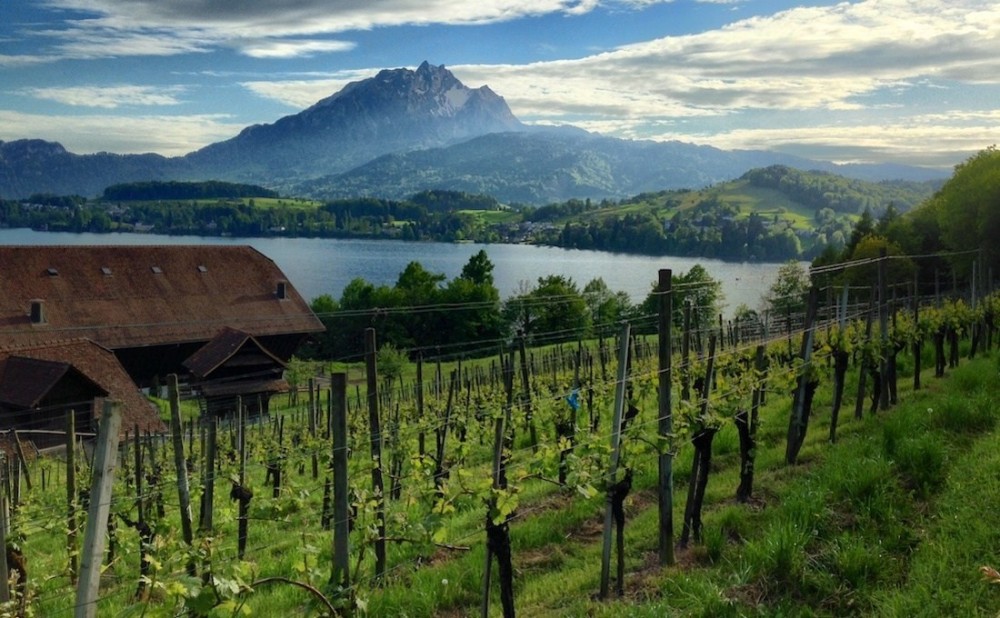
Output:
[[0, 62, 947, 201], [182, 61, 524, 185], [0, 139, 189, 199], [292, 131, 864, 204]]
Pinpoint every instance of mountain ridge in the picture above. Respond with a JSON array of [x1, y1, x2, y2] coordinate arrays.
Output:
[[0, 62, 947, 201]]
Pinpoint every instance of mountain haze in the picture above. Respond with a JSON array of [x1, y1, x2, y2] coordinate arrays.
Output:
[[0, 62, 946, 201]]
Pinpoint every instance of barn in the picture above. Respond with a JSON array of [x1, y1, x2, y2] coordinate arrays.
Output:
[[0, 245, 324, 433]]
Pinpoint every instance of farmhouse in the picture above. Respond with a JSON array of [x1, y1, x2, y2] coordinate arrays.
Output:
[[0, 245, 324, 434]]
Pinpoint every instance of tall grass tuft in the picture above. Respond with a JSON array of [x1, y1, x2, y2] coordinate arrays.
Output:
[[894, 434, 946, 499], [931, 392, 995, 434]]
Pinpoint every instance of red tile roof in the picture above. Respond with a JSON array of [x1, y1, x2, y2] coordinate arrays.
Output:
[[0, 245, 323, 350]]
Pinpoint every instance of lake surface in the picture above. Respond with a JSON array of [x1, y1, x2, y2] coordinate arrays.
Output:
[[0, 228, 790, 315]]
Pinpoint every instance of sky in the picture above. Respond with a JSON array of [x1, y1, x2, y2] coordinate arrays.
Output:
[[2, 0, 999, 171]]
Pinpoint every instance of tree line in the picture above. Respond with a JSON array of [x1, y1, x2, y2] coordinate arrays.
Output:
[[302, 250, 726, 360], [811, 147, 1000, 296]]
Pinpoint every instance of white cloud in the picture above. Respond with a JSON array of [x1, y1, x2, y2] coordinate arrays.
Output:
[[19, 85, 187, 108], [0, 110, 241, 156], [0, 54, 52, 67], [239, 39, 356, 59], [241, 69, 377, 108], [442, 0, 1000, 130], [33, 0, 602, 60], [667, 121, 996, 168]]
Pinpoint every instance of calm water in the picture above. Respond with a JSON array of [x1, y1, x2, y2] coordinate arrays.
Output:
[[0, 228, 789, 315]]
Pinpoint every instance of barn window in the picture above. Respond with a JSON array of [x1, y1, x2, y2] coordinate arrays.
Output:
[[30, 300, 45, 324]]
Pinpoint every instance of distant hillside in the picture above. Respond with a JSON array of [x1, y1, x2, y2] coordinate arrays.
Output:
[[741, 165, 939, 214], [293, 131, 895, 204], [535, 166, 938, 260], [0, 139, 188, 199]]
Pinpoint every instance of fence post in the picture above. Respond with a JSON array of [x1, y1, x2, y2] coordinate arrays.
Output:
[[600, 322, 631, 599], [330, 372, 351, 592], [168, 375, 196, 576], [878, 249, 890, 410], [74, 400, 122, 618], [365, 328, 387, 581], [656, 269, 674, 566], [786, 287, 819, 465], [0, 495, 8, 604], [66, 410, 79, 585]]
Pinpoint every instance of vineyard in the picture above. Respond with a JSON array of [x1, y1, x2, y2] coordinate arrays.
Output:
[[2, 252, 1000, 617]]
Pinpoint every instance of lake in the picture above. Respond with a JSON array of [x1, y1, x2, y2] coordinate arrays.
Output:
[[0, 228, 791, 315]]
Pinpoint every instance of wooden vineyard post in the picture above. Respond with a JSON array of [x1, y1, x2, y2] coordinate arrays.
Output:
[[829, 285, 850, 444], [236, 396, 251, 560], [433, 370, 458, 497], [12, 431, 31, 491], [517, 333, 538, 452], [656, 269, 675, 566], [365, 328, 387, 582], [736, 345, 767, 502], [681, 299, 692, 402], [0, 495, 8, 604], [913, 273, 922, 390], [416, 355, 426, 458], [131, 423, 152, 599], [600, 322, 631, 599], [482, 409, 515, 618], [168, 374, 196, 576], [66, 410, 78, 585], [330, 373, 351, 595], [855, 289, 877, 418], [878, 249, 890, 410], [679, 335, 718, 548], [310, 378, 319, 479], [201, 416, 217, 533], [785, 287, 820, 465], [74, 400, 122, 618]]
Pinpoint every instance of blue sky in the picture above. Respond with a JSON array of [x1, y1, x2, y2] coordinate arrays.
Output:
[[2, 0, 998, 170]]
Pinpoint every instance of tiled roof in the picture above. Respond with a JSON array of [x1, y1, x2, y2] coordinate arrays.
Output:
[[0, 356, 102, 408], [0, 339, 165, 433], [183, 327, 286, 378], [0, 245, 323, 350]]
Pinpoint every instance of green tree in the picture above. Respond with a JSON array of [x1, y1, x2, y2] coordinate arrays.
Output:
[[503, 275, 591, 341], [459, 249, 495, 286], [583, 278, 633, 336], [639, 264, 723, 333], [928, 147, 1000, 278], [765, 260, 810, 329]]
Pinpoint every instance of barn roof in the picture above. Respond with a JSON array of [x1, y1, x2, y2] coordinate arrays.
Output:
[[0, 339, 166, 433], [183, 327, 286, 379], [0, 356, 106, 408], [0, 245, 323, 350]]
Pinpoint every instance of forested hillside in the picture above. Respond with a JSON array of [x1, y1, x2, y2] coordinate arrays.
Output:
[[535, 166, 937, 260], [0, 166, 938, 263]]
